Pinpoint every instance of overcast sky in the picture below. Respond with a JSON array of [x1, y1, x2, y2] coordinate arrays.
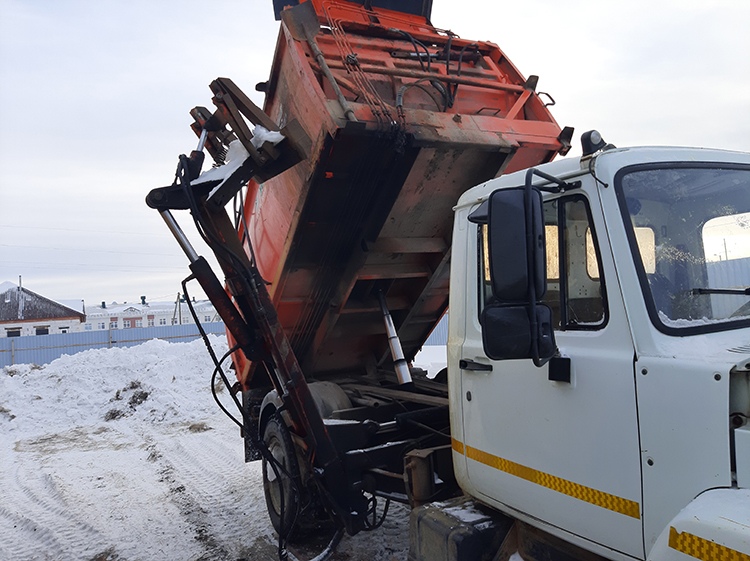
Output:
[[1, 0, 748, 307]]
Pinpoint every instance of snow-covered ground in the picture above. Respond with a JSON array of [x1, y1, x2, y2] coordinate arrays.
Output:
[[1, 337, 411, 561]]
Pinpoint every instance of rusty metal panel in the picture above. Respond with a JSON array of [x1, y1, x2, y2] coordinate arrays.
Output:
[[237, 1, 567, 378]]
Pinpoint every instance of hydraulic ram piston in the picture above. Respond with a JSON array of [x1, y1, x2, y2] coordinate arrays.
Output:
[[379, 291, 412, 385]]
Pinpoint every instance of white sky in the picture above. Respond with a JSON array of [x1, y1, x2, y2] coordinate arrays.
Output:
[[1, 0, 749, 306]]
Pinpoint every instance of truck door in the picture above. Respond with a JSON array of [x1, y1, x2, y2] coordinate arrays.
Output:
[[458, 191, 645, 558]]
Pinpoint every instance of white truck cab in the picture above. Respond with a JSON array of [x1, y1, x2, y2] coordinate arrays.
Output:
[[448, 136, 750, 560]]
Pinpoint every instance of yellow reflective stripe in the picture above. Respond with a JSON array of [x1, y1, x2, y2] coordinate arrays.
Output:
[[451, 438, 464, 454], [452, 438, 640, 519], [669, 527, 750, 561]]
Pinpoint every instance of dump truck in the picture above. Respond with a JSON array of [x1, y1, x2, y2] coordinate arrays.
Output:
[[147, 1, 750, 560]]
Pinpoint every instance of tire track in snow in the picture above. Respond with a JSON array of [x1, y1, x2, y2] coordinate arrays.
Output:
[[3, 419, 411, 561], [3, 424, 205, 561], [143, 422, 268, 560], [0, 459, 113, 561], [146, 420, 411, 561], [48, 424, 205, 561]]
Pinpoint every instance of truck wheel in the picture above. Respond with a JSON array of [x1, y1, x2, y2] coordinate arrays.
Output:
[[262, 415, 300, 537]]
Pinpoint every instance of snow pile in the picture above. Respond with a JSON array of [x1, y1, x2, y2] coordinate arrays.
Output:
[[1, 337, 410, 561], [1, 336, 228, 434]]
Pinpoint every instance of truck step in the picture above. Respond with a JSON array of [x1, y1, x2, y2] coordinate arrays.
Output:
[[408, 496, 513, 561]]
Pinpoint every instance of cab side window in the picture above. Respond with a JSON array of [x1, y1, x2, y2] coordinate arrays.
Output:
[[544, 196, 607, 329], [479, 195, 607, 330]]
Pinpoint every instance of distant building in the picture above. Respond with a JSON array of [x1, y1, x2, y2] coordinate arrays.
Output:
[[83, 296, 220, 332], [0, 281, 221, 338], [0, 281, 86, 337]]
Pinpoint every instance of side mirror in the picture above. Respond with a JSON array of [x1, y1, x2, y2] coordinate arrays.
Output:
[[481, 304, 556, 362], [471, 183, 556, 367], [487, 187, 546, 301]]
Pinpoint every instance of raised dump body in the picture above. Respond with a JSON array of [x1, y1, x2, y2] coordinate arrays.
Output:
[[235, 0, 570, 386]]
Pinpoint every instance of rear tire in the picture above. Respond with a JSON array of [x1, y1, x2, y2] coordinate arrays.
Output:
[[262, 415, 300, 537]]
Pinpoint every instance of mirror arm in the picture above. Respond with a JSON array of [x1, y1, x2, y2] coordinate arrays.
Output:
[[523, 169, 541, 365], [525, 168, 581, 193], [524, 169, 560, 367]]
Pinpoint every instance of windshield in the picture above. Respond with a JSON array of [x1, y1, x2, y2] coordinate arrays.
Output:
[[616, 163, 750, 334]]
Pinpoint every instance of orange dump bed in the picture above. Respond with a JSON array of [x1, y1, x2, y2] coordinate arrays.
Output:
[[237, 0, 569, 384]]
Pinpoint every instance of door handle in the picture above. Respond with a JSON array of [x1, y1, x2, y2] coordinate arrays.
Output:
[[459, 359, 493, 372]]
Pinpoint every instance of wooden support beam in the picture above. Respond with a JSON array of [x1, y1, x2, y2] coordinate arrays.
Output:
[[369, 237, 448, 255]]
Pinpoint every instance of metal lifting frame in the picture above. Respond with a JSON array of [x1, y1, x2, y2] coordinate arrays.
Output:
[[146, 78, 367, 534]]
